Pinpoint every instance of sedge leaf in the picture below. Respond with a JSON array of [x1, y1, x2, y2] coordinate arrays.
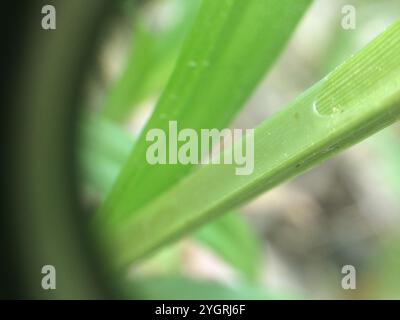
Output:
[[99, 20, 400, 267], [102, 0, 202, 122], [80, 115, 261, 278], [98, 0, 312, 225]]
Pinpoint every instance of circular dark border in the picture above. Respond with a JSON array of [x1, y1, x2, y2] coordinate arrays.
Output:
[[1, 0, 116, 298]]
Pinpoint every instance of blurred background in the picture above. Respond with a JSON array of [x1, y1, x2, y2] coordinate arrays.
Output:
[[2, 0, 400, 299], [78, 0, 400, 299]]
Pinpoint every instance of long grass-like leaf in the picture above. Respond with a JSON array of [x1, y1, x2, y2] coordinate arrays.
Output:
[[80, 115, 261, 278], [100, 21, 400, 267], [126, 276, 290, 300], [98, 0, 312, 225], [102, 0, 202, 122], [195, 211, 261, 280]]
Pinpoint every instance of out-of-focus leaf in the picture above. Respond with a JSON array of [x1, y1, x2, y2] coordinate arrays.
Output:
[[103, 21, 400, 268], [194, 211, 261, 281], [368, 126, 400, 196], [102, 0, 202, 122], [79, 115, 262, 277], [127, 276, 292, 300], [98, 0, 311, 227], [78, 115, 134, 196]]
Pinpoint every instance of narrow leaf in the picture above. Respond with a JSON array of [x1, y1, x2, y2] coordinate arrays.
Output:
[[194, 211, 261, 281], [102, 0, 202, 122], [127, 276, 290, 300], [98, 0, 312, 225], [99, 21, 400, 267], [78, 115, 134, 196], [80, 115, 261, 277]]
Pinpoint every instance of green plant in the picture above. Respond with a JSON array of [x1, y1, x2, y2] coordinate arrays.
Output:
[[80, 115, 260, 280], [80, 0, 400, 297]]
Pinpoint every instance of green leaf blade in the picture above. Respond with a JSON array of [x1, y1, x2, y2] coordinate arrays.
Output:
[[98, 0, 312, 225], [103, 20, 400, 268], [80, 115, 262, 275], [195, 211, 261, 281], [102, 0, 203, 122]]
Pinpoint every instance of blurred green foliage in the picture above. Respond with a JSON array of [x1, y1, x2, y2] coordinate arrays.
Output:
[[79, 0, 400, 299]]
